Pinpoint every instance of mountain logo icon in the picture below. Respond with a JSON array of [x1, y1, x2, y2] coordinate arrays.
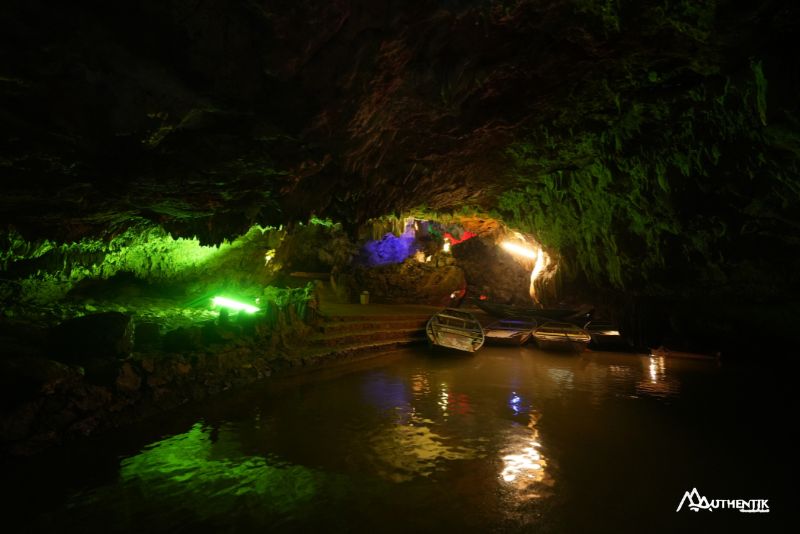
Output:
[[676, 488, 713, 512]]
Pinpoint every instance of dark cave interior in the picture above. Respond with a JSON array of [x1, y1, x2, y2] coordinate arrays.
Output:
[[1, 0, 799, 455]]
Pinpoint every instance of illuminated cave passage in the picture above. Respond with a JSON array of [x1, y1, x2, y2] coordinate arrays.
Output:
[[0, 0, 796, 531]]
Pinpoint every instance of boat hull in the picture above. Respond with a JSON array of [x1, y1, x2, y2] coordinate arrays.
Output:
[[584, 321, 626, 350], [483, 319, 536, 346], [426, 309, 485, 353], [649, 346, 719, 361], [533, 322, 591, 353], [484, 330, 533, 346]]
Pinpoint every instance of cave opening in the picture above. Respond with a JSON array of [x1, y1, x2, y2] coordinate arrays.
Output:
[[0, 213, 564, 349]]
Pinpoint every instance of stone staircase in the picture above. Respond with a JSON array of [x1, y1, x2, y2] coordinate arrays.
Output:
[[287, 309, 433, 366]]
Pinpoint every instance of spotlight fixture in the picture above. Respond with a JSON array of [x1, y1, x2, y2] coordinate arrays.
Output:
[[212, 296, 260, 314]]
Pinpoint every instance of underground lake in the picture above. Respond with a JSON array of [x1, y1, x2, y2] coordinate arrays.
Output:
[[1, 345, 789, 533]]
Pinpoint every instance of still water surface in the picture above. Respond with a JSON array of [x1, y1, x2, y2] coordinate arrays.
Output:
[[3, 347, 788, 533]]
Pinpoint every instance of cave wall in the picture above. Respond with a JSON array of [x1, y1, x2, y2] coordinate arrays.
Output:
[[1, 224, 274, 309], [1, 1, 798, 351], [495, 54, 800, 298]]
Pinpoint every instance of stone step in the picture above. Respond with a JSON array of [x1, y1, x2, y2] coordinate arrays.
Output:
[[310, 327, 427, 347], [317, 318, 428, 336], [295, 334, 428, 366], [320, 313, 433, 323]]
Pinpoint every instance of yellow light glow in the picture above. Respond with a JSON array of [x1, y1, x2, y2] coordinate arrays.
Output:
[[501, 240, 537, 259], [597, 330, 621, 336], [499, 235, 552, 304], [442, 239, 451, 253], [501, 446, 544, 483], [648, 355, 666, 384], [530, 246, 545, 280], [499, 412, 549, 496], [528, 245, 546, 303], [264, 250, 275, 266]]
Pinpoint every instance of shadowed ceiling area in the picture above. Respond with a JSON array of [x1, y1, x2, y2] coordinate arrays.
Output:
[[2, 0, 799, 293]]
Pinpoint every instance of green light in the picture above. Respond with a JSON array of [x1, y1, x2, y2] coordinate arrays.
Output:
[[212, 296, 260, 314], [114, 423, 322, 518], [309, 216, 336, 227]]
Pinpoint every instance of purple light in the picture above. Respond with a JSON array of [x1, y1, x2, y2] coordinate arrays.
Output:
[[361, 231, 416, 266], [509, 391, 523, 414], [362, 371, 410, 412]]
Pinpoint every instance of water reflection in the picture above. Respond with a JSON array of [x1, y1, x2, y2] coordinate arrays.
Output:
[[509, 391, 523, 414], [362, 371, 410, 412], [439, 383, 449, 417], [368, 410, 484, 482], [649, 355, 665, 383], [636, 355, 680, 398], [364, 373, 485, 482], [64, 421, 332, 531], [4, 346, 732, 534], [581, 353, 683, 400], [500, 408, 552, 499], [410, 372, 431, 397], [546, 367, 574, 389]]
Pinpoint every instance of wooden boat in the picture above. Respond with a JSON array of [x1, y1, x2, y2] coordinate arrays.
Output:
[[584, 320, 626, 348], [533, 321, 591, 352], [649, 346, 720, 362], [483, 319, 537, 346], [426, 308, 485, 352], [476, 301, 582, 323]]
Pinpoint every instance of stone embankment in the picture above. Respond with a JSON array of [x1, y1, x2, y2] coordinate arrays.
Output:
[[0, 304, 436, 456]]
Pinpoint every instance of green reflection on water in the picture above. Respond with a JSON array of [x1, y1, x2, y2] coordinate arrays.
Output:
[[116, 422, 321, 518]]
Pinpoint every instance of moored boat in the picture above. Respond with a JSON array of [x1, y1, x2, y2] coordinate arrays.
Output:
[[483, 319, 537, 346], [476, 301, 584, 323], [584, 320, 626, 349], [533, 321, 591, 352], [649, 346, 720, 361], [426, 308, 485, 352]]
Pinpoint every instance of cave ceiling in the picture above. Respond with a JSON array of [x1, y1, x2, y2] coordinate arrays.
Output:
[[1, 0, 799, 291]]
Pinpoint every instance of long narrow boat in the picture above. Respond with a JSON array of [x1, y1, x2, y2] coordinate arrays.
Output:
[[649, 346, 720, 361], [584, 320, 626, 349], [484, 319, 537, 346], [533, 321, 591, 352], [426, 308, 485, 352]]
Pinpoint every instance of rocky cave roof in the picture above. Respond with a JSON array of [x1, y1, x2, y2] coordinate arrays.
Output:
[[2, 0, 799, 292]]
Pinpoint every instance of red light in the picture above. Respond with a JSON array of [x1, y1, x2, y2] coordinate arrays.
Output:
[[443, 231, 477, 246]]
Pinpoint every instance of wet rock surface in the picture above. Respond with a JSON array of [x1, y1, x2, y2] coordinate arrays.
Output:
[[452, 237, 532, 305], [133, 321, 161, 350], [48, 312, 134, 364], [349, 261, 466, 306], [0, 289, 426, 456]]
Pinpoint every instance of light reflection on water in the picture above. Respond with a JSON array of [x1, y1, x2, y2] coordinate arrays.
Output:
[[636, 355, 681, 398], [499, 411, 552, 498], [367, 408, 485, 483], [4, 346, 781, 533]]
